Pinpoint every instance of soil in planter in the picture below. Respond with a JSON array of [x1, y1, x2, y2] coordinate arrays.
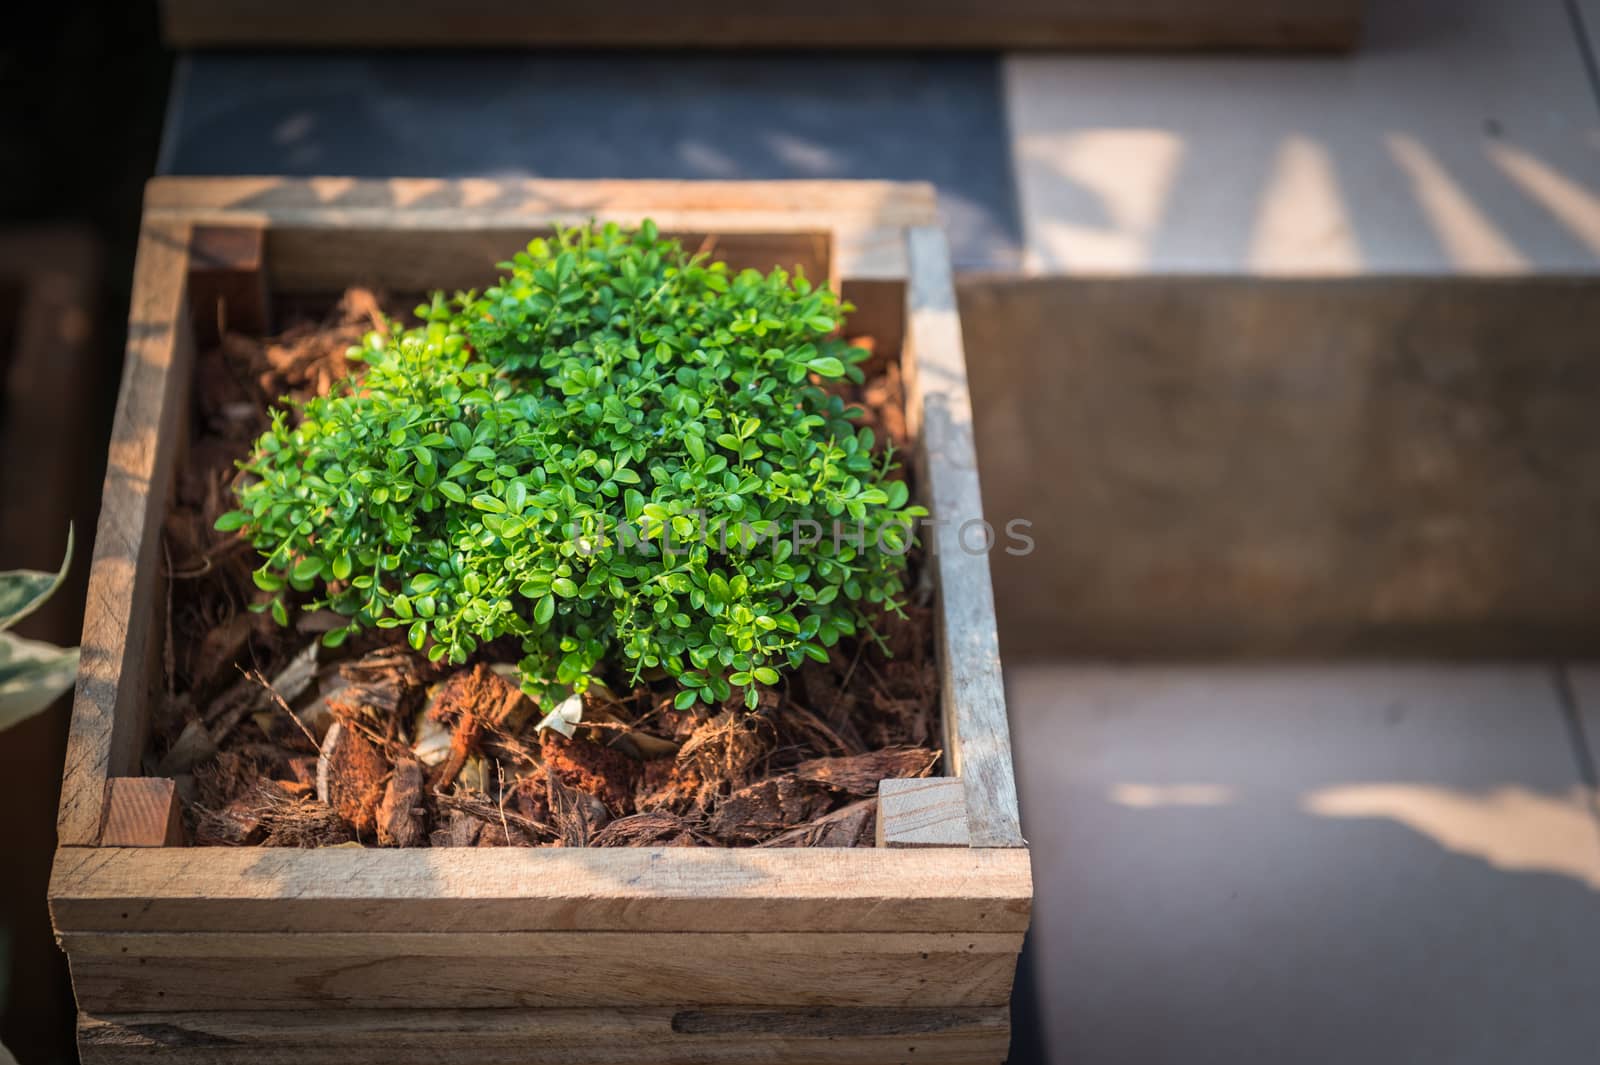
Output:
[[149, 288, 942, 848]]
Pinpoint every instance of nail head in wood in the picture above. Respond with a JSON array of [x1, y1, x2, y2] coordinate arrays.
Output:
[[99, 777, 184, 847], [876, 777, 970, 848]]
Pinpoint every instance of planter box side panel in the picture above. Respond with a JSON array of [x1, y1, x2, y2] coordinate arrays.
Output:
[[57, 218, 195, 847], [900, 226, 1022, 849], [79, 1005, 1012, 1065]]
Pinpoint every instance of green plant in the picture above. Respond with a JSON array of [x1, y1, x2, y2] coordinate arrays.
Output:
[[221, 221, 925, 709], [0, 527, 78, 731]]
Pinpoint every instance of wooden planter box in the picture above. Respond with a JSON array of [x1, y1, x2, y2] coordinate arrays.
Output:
[[49, 178, 1030, 1063]]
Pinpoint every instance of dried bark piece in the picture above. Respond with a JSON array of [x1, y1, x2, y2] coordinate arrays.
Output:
[[761, 797, 878, 848], [316, 721, 388, 836], [634, 757, 701, 814], [188, 612, 252, 697], [326, 680, 404, 721], [194, 749, 264, 810], [791, 746, 940, 797], [156, 718, 219, 776], [430, 663, 529, 730], [436, 790, 550, 844], [377, 758, 426, 847], [706, 775, 831, 845], [541, 731, 639, 816], [592, 811, 709, 848], [193, 797, 267, 846], [429, 809, 483, 848], [261, 797, 354, 847], [548, 774, 611, 847], [341, 646, 427, 690]]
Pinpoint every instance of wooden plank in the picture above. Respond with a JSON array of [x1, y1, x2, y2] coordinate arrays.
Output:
[[877, 777, 971, 847], [187, 224, 268, 344], [141, 177, 934, 282], [59, 929, 1023, 958], [97, 779, 183, 847], [79, 1005, 1011, 1064], [160, 0, 1360, 50], [959, 274, 1600, 659], [262, 229, 833, 299], [902, 226, 1023, 848], [55, 218, 193, 847], [50, 846, 1033, 933], [66, 942, 1017, 1011]]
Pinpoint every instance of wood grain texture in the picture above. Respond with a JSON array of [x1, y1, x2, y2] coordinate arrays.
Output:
[[50, 846, 1033, 934], [59, 929, 1024, 958], [187, 225, 267, 344], [67, 942, 1017, 1011], [960, 275, 1600, 659], [97, 779, 183, 847], [142, 177, 936, 282], [877, 777, 971, 848], [160, 0, 1360, 50], [55, 218, 193, 846], [79, 1005, 1011, 1064], [903, 227, 1023, 847]]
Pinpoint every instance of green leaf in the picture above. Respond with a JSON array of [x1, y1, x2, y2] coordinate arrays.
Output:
[[805, 356, 845, 378], [213, 511, 249, 532], [292, 557, 324, 582], [0, 631, 79, 732], [753, 666, 780, 685], [437, 481, 467, 503], [0, 524, 72, 631], [534, 593, 556, 625], [552, 577, 579, 598]]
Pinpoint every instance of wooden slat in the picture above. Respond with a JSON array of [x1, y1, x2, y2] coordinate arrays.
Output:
[[55, 219, 193, 847], [960, 274, 1600, 659], [65, 939, 1017, 1011], [187, 224, 268, 345], [262, 229, 834, 299], [50, 846, 1033, 933], [79, 1005, 1011, 1064], [141, 177, 933, 282], [59, 929, 1023, 958], [98, 779, 184, 847], [902, 226, 1024, 848], [877, 777, 971, 847], [159, 0, 1361, 50]]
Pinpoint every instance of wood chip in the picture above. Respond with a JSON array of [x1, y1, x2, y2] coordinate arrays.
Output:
[[706, 775, 831, 845], [156, 718, 219, 776], [760, 797, 878, 848], [791, 746, 940, 796], [591, 810, 709, 848], [315, 720, 388, 836], [376, 758, 426, 847]]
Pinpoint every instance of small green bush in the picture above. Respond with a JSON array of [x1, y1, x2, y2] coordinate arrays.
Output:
[[220, 221, 924, 708]]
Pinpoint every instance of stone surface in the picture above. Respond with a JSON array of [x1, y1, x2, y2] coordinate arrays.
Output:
[[162, 51, 1022, 270], [1007, 662, 1600, 1064]]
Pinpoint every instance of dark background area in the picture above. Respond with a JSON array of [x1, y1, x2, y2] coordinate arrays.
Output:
[[0, 3, 168, 1062]]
